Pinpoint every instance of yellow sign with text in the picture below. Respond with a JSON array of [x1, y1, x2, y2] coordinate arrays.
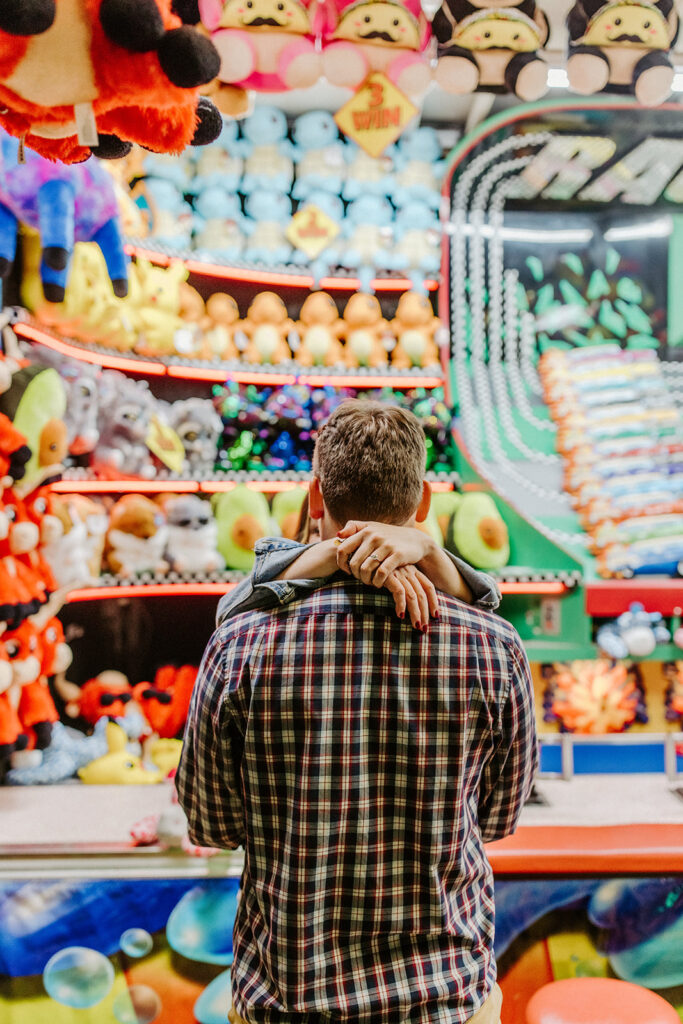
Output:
[[334, 72, 418, 158], [287, 204, 340, 260]]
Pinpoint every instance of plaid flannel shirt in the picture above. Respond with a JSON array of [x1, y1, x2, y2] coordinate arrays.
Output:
[[177, 578, 536, 1024]]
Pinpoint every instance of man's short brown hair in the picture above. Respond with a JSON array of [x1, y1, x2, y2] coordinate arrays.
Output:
[[313, 400, 426, 525]]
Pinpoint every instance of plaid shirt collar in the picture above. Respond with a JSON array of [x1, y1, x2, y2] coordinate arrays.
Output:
[[177, 579, 536, 1023]]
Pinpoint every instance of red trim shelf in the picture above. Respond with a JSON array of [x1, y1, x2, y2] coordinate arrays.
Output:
[[16, 323, 445, 389], [54, 479, 460, 495], [66, 582, 238, 601], [498, 581, 568, 596], [64, 577, 565, 600], [586, 579, 683, 617], [125, 244, 439, 293], [486, 824, 683, 875]]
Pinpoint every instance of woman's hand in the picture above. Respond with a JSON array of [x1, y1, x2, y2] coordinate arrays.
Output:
[[335, 522, 440, 630], [383, 565, 438, 632]]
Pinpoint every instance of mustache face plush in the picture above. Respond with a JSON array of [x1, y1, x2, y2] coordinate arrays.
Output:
[[361, 28, 396, 39]]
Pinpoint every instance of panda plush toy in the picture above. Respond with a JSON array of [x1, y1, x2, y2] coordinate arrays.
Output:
[[566, 0, 679, 106], [432, 0, 550, 100]]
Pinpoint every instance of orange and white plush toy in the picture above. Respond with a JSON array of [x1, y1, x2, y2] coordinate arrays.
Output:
[[0, 0, 222, 164]]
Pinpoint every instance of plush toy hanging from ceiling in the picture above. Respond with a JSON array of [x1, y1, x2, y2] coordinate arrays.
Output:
[[321, 0, 433, 101], [566, 0, 678, 106], [0, 130, 127, 302], [432, 0, 550, 101], [0, 0, 223, 164], [197, 0, 323, 101]]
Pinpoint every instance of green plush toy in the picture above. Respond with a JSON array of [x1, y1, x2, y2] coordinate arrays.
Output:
[[417, 505, 443, 546], [271, 487, 307, 541], [0, 366, 67, 493], [430, 491, 462, 543], [445, 492, 510, 571], [212, 485, 272, 571]]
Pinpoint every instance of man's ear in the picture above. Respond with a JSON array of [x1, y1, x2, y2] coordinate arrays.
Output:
[[309, 477, 324, 520], [415, 480, 432, 523]]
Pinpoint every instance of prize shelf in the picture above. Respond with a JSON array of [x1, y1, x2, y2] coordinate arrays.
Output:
[[125, 243, 439, 293], [63, 574, 571, 603], [51, 475, 460, 495], [15, 322, 446, 389]]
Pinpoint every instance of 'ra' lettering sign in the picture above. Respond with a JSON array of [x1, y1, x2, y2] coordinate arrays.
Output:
[[335, 72, 418, 159]]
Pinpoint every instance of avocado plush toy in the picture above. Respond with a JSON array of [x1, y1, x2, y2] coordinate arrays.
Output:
[[212, 485, 272, 571], [445, 492, 510, 570], [271, 487, 307, 541], [430, 491, 462, 543], [0, 366, 67, 493]]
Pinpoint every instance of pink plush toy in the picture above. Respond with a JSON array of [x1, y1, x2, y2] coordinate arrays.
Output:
[[321, 0, 432, 100], [198, 0, 322, 92]]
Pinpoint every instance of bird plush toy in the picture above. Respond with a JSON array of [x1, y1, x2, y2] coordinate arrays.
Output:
[[0, 0, 222, 164]]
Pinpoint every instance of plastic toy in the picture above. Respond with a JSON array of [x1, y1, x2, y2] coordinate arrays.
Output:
[[596, 601, 671, 659], [445, 492, 510, 570], [193, 188, 246, 263], [104, 495, 169, 577], [95, 371, 158, 478], [291, 111, 347, 199], [198, 0, 322, 96], [213, 485, 271, 570], [550, 661, 640, 733], [322, 0, 432, 100], [244, 190, 293, 266], [78, 722, 161, 784], [386, 200, 441, 291], [391, 126, 445, 210], [339, 293, 390, 368], [163, 494, 225, 574], [0, 366, 68, 495], [240, 292, 294, 364], [240, 106, 295, 194], [295, 292, 346, 367], [165, 397, 223, 473], [0, 0, 222, 164], [433, 0, 550, 100], [0, 131, 128, 305], [566, 0, 678, 106], [343, 196, 395, 292], [390, 292, 442, 368]]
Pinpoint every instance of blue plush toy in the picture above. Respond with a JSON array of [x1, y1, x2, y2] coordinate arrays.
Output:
[[193, 188, 246, 263], [244, 190, 293, 266], [291, 111, 347, 200], [241, 106, 294, 195], [343, 195, 394, 291], [343, 142, 397, 201], [190, 119, 244, 195], [142, 149, 196, 192], [391, 126, 445, 211], [386, 200, 441, 292], [0, 130, 128, 303], [596, 601, 671, 659], [141, 178, 195, 251]]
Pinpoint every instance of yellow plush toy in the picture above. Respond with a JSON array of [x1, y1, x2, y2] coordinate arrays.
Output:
[[78, 722, 162, 785], [134, 260, 193, 357]]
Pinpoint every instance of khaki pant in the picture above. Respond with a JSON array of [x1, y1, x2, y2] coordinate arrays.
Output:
[[228, 982, 503, 1024]]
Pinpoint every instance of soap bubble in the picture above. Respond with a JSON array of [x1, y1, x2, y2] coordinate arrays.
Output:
[[43, 946, 114, 1008], [113, 985, 162, 1024], [120, 928, 153, 959]]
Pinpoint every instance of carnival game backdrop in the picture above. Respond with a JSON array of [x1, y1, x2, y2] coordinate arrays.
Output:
[[1, 875, 682, 1023]]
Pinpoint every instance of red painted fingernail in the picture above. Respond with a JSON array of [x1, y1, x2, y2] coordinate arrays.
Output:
[[415, 622, 421, 630], [434, 611, 440, 619], [422, 626, 428, 634], [398, 612, 404, 619]]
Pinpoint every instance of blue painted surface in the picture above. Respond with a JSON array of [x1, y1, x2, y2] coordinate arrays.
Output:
[[539, 741, 680, 775]]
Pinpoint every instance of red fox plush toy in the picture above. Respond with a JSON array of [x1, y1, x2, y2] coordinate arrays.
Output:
[[0, 0, 223, 163]]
